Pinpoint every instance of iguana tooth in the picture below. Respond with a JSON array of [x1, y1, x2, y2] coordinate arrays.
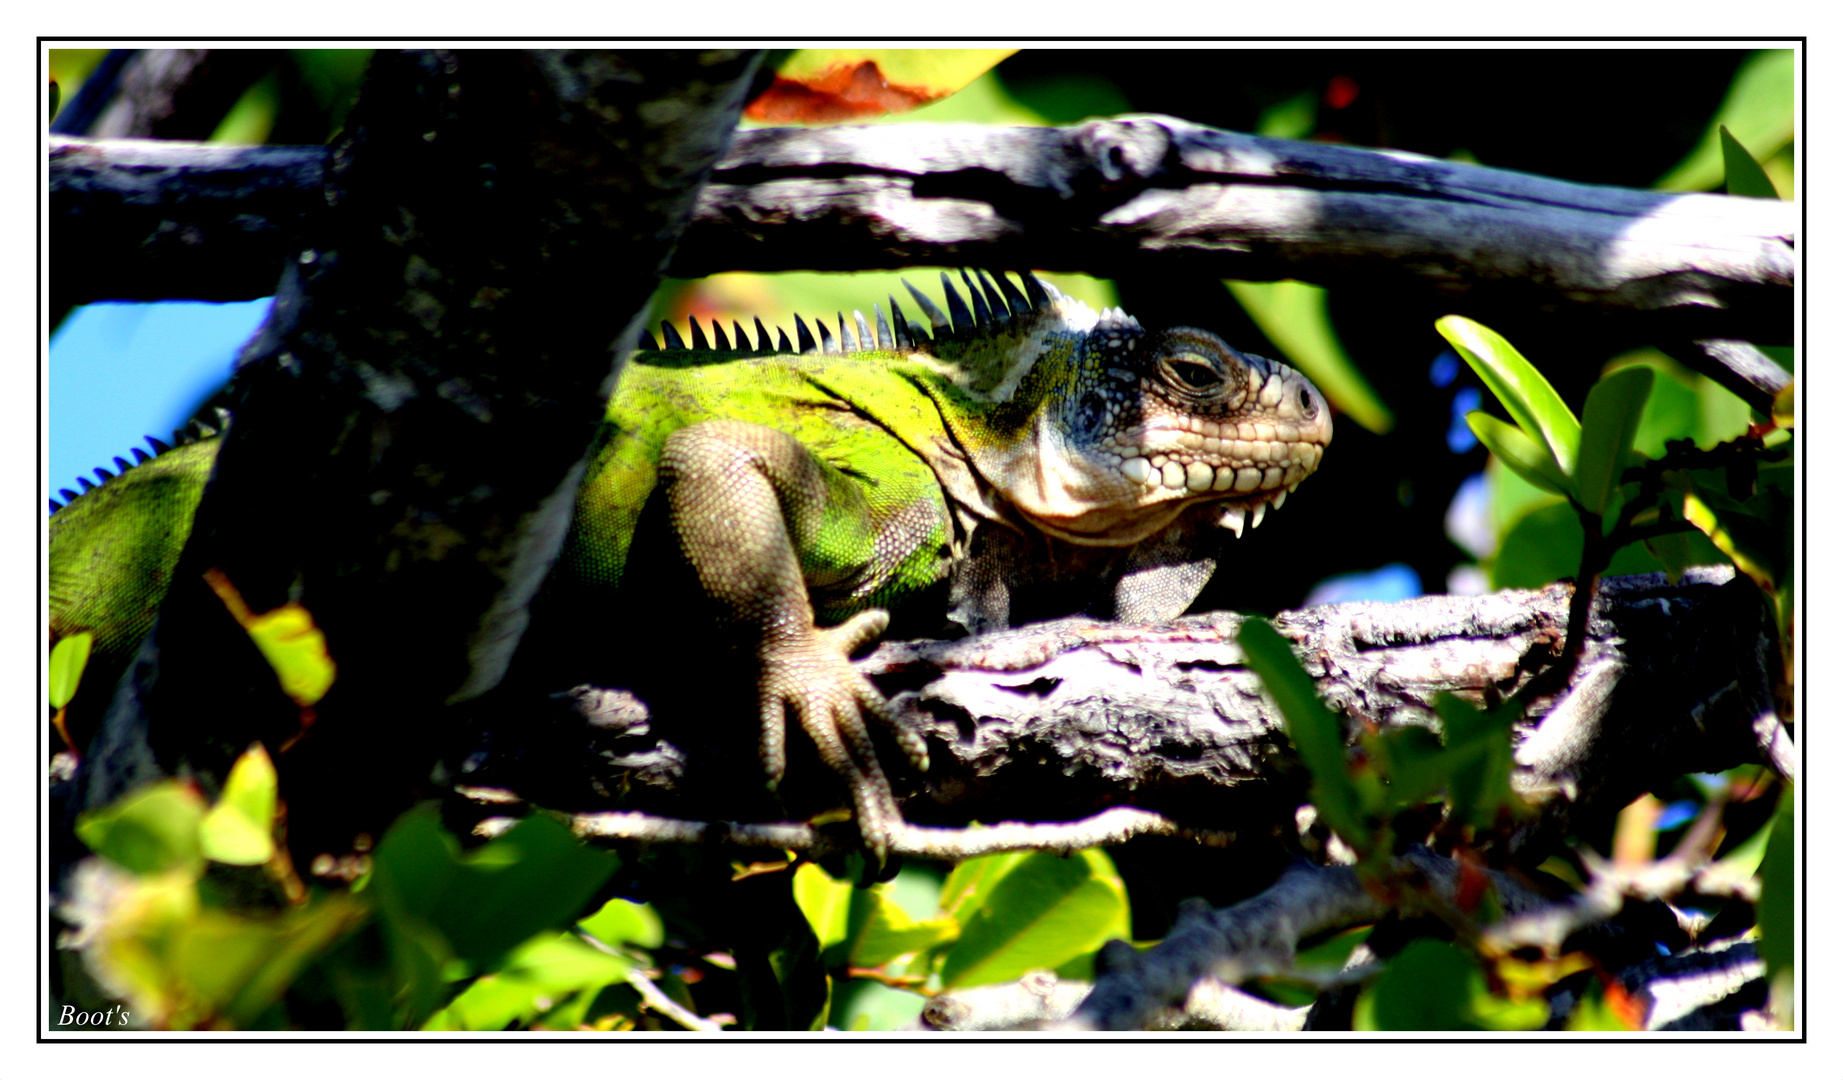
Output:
[[1250, 502, 1267, 530], [712, 321, 732, 351], [939, 272, 974, 335], [960, 269, 991, 327], [638, 328, 659, 350], [854, 311, 873, 351], [994, 269, 1029, 314], [1220, 505, 1246, 538], [659, 321, 687, 350], [874, 304, 895, 349], [754, 317, 773, 354], [793, 314, 818, 354], [689, 317, 710, 351], [904, 279, 951, 333], [1271, 489, 1288, 510], [817, 318, 837, 353]]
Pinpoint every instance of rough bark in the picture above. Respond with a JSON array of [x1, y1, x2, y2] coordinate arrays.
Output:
[[457, 565, 1782, 859], [69, 48, 768, 867], [49, 114, 1792, 350]]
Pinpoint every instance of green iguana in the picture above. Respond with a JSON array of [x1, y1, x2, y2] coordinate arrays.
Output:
[[49, 270, 1331, 859]]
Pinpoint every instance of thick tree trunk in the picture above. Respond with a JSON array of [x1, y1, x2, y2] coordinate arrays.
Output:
[[69, 48, 767, 867]]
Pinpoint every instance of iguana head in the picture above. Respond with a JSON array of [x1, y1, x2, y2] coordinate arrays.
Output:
[[645, 270, 1332, 549], [913, 271, 1333, 547]]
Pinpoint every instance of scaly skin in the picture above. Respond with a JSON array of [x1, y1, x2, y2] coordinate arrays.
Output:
[[48, 272, 1333, 863]]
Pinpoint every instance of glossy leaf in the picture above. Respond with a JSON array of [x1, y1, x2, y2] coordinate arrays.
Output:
[[578, 896, 663, 951], [1227, 279, 1393, 435], [936, 849, 1128, 989], [1438, 316, 1580, 476], [199, 743, 278, 866], [204, 567, 337, 707], [368, 808, 618, 974], [747, 49, 1017, 123], [1467, 412, 1571, 497], [1356, 939, 1545, 1031], [1657, 49, 1793, 192], [1237, 618, 1371, 851], [1435, 695, 1518, 830], [49, 631, 92, 710], [1771, 380, 1795, 428], [423, 932, 633, 1031], [1756, 786, 1794, 988], [76, 779, 208, 876], [849, 887, 958, 969], [1574, 365, 1654, 520], [1719, 125, 1780, 199], [792, 861, 854, 950]]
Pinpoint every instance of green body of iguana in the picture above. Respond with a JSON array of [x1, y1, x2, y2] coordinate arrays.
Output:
[[49, 270, 1332, 857]]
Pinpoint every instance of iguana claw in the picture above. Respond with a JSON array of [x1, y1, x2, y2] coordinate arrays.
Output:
[[756, 607, 925, 863]]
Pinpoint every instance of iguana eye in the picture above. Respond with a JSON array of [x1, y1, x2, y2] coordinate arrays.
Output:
[[1164, 352, 1220, 391]]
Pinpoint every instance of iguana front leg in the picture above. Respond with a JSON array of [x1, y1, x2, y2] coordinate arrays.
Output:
[[657, 419, 933, 862]]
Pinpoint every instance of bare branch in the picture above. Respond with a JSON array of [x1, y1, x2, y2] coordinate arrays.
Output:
[[50, 115, 1792, 354], [470, 802, 1226, 862]]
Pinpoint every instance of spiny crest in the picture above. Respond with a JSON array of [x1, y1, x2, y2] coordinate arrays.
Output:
[[644, 270, 1121, 404], [48, 414, 223, 514], [642, 270, 1066, 353]]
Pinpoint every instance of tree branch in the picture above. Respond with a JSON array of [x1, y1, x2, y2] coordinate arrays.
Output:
[[50, 114, 1793, 354], [455, 565, 1778, 862]]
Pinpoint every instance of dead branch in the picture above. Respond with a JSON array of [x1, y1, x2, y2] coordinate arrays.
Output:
[[49, 115, 1791, 354]]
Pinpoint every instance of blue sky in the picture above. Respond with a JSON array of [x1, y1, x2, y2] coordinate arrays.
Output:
[[48, 298, 274, 503]]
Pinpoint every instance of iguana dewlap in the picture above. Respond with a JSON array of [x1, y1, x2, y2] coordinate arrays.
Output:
[[49, 270, 1332, 862]]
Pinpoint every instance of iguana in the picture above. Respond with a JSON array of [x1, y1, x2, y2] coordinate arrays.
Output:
[[49, 270, 1332, 860]]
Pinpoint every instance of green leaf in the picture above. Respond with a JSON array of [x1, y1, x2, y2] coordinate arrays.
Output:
[[1756, 786, 1794, 988], [76, 780, 208, 876], [1356, 940, 1544, 1031], [49, 631, 92, 710], [1438, 315, 1581, 476], [199, 743, 278, 866], [577, 896, 664, 951], [1719, 125, 1781, 199], [936, 849, 1129, 989], [1237, 618, 1372, 851], [792, 861, 854, 951], [1435, 695, 1517, 830], [848, 888, 958, 969], [423, 932, 634, 1031], [1657, 50, 1794, 192], [1467, 412, 1572, 497], [1227, 279, 1393, 435], [1574, 365, 1655, 520], [369, 808, 618, 974]]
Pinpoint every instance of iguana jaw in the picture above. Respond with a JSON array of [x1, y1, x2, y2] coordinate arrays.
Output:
[[980, 327, 1332, 546]]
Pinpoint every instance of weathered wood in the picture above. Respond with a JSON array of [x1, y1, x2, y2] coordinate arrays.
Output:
[[461, 566, 1778, 853], [50, 115, 1792, 354]]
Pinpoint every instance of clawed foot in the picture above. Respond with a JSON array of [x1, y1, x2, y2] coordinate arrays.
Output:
[[755, 608, 928, 865]]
